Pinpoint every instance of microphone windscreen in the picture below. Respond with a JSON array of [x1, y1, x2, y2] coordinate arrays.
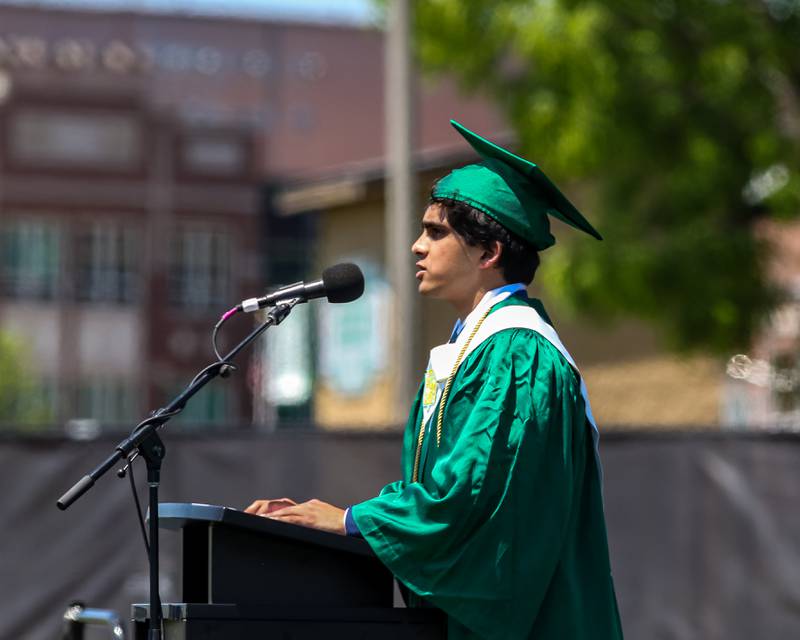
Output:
[[322, 263, 365, 303]]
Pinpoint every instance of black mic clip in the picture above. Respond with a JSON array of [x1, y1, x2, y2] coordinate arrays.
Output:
[[265, 297, 301, 325]]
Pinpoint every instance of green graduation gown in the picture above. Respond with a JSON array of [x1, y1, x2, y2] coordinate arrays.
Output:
[[351, 296, 624, 639]]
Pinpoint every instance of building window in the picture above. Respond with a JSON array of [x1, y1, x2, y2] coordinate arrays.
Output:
[[75, 223, 140, 304], [76, 378, 138, 427], [0, 220, 60, 300], [172, 384, 229, 427], [181, 136, 246, 176], [169, 228, 231, 310], [10, 108, 141, 170]]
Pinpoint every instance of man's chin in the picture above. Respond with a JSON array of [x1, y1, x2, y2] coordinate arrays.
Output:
[[416, 281, 442, 299], [416, 280, 433, 296]]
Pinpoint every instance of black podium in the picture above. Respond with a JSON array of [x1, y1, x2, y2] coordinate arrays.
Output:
[[132, 503, 445, 639]]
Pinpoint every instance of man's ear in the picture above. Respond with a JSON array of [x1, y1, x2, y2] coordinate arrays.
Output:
[[479, 241, 503, 270]]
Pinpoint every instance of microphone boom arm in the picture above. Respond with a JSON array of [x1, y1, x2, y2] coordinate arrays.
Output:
[[56, 297, 300, 510], [55, 297, 301, 640]]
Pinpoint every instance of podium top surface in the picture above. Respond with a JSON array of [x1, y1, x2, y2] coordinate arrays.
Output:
[[158, 502, 377, 558]]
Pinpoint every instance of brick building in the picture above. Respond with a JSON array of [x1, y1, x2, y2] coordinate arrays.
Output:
[[0, 4, 504, 430]]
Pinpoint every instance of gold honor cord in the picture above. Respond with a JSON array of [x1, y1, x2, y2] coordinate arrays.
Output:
[[411, 308, 492, 483]]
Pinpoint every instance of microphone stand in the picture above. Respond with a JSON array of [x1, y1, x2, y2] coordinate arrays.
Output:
[[56, 299, 300, 640]]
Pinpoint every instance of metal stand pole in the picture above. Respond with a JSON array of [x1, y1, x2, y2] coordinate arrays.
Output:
[[385, 0, 419, 422], [141, 435, 164, 640]]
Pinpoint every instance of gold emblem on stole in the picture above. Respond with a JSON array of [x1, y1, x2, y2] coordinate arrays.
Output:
[[422, 367, 437, 408]]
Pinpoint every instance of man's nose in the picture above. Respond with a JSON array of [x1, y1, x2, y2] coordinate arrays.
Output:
[[411, 233, 426, 256]]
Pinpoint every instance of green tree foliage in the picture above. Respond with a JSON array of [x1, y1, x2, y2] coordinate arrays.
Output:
[[0, 331, 52, 429], [414, 0, 800, 352]]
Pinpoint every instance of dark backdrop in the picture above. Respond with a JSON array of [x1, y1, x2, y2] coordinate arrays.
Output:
[[2, 429, 799, 640]]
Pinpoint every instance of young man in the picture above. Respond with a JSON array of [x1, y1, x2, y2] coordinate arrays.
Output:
[[246, 120, 624, 639]]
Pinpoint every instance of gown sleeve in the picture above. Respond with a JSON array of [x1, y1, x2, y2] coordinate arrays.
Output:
[[378, 480, 405, 496], [350, 329, 589, 639]]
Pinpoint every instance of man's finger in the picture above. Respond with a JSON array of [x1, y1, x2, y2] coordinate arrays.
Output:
[[244, 498, 297, 515], [266, 499, 297, 514], [244, 500, 265, 514], [266, 512, 308, 526], [266, 504, 303, 517]]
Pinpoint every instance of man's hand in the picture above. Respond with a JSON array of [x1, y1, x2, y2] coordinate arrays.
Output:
[[244, 497, 297, 516], [262, 499, 346, 536]]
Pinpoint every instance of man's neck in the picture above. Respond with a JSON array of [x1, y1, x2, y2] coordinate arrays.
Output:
[[454, 287, 489, 320], [454, 281, 519, 319]]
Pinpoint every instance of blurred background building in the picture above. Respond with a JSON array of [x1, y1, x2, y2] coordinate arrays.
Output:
[[0, 0, 797, 435], [0, 2, 503, 432]]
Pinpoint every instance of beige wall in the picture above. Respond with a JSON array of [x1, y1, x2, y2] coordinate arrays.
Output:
[[312, 191, 392, 428], [583, 355, 721, 428], [310, 176, 455, 428], [552, 312, 722, 427]]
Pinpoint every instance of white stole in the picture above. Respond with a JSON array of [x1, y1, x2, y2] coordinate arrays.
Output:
[[421, 288, 602, 476]]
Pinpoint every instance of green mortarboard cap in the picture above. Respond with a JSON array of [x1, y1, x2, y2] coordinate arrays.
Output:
[[432, 120, 602, 251]]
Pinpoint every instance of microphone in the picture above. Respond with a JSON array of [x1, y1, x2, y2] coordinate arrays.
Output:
[[237, 263, 364, 313]]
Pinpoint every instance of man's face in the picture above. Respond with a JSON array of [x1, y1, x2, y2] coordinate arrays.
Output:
[[411, 204, 484, 305]]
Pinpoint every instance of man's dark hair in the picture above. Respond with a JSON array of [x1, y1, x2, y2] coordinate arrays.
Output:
[[430, 195, 540, 285]]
